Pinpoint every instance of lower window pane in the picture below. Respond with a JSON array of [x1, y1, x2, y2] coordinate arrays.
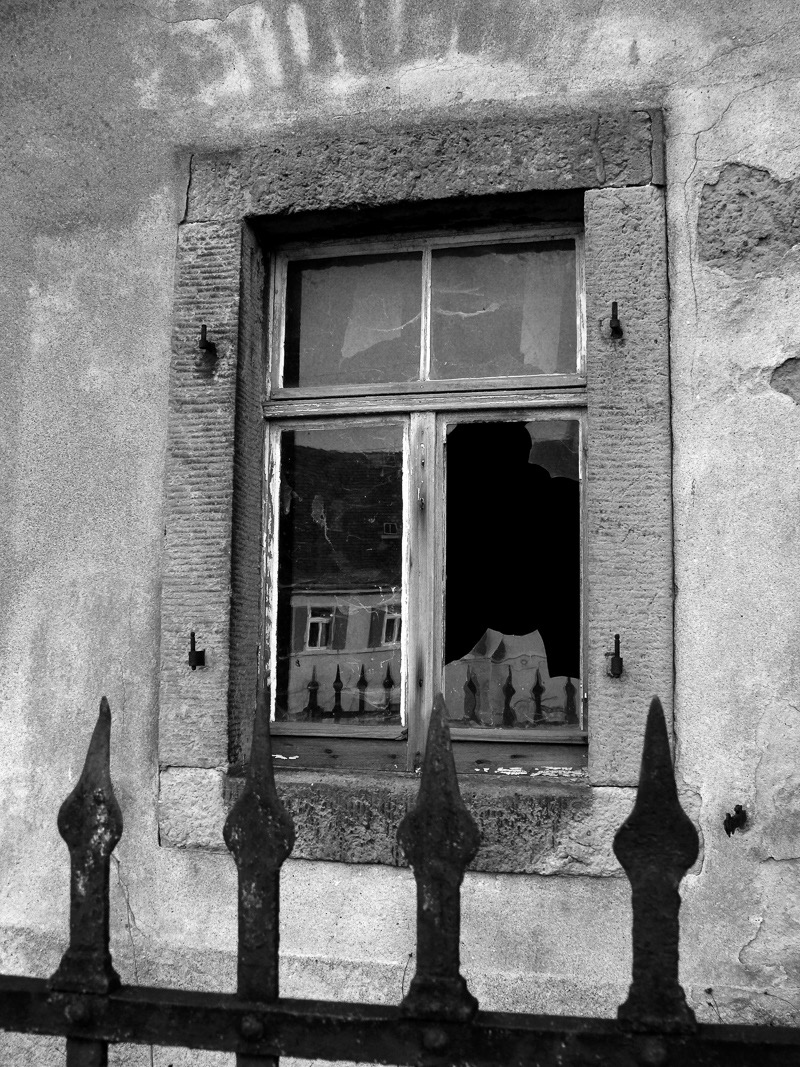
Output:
[[443, 418, 582, 729], [274, 423, 404, 724]]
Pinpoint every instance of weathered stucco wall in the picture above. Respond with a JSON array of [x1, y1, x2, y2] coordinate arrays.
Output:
[[2, 1, 800, 1062]]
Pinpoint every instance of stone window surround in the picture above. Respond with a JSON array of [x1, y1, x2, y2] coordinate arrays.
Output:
[[157, 106, 671, 877]]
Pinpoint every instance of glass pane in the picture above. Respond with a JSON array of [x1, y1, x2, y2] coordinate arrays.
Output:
[[274, 423, 404, 725], [283, 253, 422, 388], [443, 419, 581, 729], [430, 240, 577, 380]]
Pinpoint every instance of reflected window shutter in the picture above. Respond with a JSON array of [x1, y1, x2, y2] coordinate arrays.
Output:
[[291, 607, 307, 653], [368, 608, 385, 648], [331, 607, 349, 650]]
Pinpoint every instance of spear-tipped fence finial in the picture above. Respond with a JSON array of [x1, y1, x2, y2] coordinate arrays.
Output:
[[398, 693, 480, 1021], [613, 696, 699, 1031], [50, 697, 123, 995], [224, 685, 296, 1004]]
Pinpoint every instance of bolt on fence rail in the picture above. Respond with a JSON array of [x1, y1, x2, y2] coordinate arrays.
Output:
[[2, 694, 800, 1065]]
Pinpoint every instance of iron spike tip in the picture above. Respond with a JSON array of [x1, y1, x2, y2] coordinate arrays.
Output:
[[57, 695, 122, 851], [425, 693, 451, 763], [82, 696, 113, 784], [641, 695, 673, 785]]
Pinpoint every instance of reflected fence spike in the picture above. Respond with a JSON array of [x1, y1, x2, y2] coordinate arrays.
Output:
[[50, 697, 123, 997], [502, 666, 516, 726], [564, 677, 578, 725], [398, 694, 480, 1021], [303, 666, 321, 721], [463, 665, 478, 724], [357, 664, 368, 714], [613, 697, 699, 1031], [224, 686, 296, 1009], [382, 663, 394, 711], [531, 669, 544, 725], [332, 665, 343, 721]]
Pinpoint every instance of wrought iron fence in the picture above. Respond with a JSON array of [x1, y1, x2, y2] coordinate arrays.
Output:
[[2, 692, 800, 1065]]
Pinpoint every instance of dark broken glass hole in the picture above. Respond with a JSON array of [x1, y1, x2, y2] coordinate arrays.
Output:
[[443, 419, 581, 730]]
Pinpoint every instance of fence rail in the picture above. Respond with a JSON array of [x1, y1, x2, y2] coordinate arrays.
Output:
[[2, 693, 800, 1066]]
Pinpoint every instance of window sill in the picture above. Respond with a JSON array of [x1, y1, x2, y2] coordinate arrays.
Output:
[[158, 766, 631, 877]]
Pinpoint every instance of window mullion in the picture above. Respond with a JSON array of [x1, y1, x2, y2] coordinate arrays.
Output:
[[263, 421, 282, 722], [404, 411, 437, 770]]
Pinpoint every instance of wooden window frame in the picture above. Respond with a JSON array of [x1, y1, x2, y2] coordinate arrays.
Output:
[[263, 225, 588, 773]]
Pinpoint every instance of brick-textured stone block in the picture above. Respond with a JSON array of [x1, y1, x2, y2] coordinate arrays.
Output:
[[584, 185, 672, 786], [159, 766, 227, 849], [159, 221, 243, 769], [187, 109, 655, 222]]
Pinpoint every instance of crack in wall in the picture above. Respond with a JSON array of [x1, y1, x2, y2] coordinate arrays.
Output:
[[128, 1, 260, 26], [111, 853, 143, 986], [181, 153, 194, 226]]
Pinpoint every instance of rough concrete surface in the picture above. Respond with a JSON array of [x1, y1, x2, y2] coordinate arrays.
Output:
[[4, 0, 800, 1062]]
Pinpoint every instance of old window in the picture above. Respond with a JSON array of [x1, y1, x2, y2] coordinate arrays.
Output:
[[266, 226, 588, 772], [158, 114, 670, 858]]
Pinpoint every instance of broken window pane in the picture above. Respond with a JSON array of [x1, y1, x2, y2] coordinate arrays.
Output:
[[430, 240, 577, 380], [443, 419, 581, 729], [274, 423, 404, 725], [283, 253, 423, 388]]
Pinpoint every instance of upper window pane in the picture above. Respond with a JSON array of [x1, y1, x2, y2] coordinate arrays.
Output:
[[430, 240, 577, 380], [283, 253, 422, 388]]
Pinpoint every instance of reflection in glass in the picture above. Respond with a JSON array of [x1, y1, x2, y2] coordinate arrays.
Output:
[[443, 419, 581, 729], [431, 240, 577, 380], [283, 253, 422, 387], [274, 423, 404, 724]]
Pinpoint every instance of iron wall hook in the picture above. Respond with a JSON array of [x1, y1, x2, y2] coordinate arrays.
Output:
[[608, 633, 624, 678], [189, 632, 206, 670], [199, 324, 217, 354], [610, 301, 624, 338]]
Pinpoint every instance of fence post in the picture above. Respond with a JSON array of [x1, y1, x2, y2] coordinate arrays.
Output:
[[49, 697, 123, 1067], [224, 687, 296, 1066], [398, 693, 480, 1021], [614, 696, 699, 1030]]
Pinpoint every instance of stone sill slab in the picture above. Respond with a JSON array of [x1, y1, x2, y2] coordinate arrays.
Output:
[[159, 766, 635, 877]]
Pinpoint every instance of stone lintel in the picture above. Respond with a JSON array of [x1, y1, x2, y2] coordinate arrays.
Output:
[[187, 109, 656, 223]]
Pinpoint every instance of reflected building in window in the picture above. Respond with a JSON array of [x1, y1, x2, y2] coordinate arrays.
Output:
[[274, 425, 404, 724]]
